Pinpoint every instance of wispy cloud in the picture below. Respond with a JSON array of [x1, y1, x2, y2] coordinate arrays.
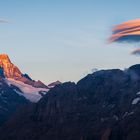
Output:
[[0, 19, 10, 23], [131, 48, 140, 55]]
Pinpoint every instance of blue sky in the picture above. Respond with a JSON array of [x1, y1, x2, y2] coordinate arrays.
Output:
[[0, 0, 140, 83]]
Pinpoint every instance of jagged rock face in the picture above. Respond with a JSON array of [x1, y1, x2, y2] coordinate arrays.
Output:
[[0, 54, 22, 79], [1, 65, 140, 140]]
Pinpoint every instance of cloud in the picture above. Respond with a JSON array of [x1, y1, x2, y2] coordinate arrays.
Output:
[[0, 19, 10, 23], [109, 19, 140, 43], [108, 19, 140, 56]]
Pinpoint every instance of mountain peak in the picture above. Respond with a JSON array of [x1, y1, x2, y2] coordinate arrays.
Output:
[[0, 54, 22, 78]]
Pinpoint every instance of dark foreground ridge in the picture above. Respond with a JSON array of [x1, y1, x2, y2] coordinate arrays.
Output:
[[1, 64, 140, 140]]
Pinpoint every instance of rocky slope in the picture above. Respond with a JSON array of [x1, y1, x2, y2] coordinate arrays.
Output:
[[1, 64, 140, 140]]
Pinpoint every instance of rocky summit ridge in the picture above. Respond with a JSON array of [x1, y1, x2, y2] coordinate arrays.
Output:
[[0, 54, 47, 88]]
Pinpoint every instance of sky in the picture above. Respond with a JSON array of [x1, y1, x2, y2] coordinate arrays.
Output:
[[0, 0, 140, 84]]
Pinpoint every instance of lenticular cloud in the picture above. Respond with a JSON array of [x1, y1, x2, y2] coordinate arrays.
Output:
[[109, 19, 140, 55], [109, 19, 140, 43]]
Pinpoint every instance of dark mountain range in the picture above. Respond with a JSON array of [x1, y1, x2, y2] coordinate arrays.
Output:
[[1, 64, 140, 140]]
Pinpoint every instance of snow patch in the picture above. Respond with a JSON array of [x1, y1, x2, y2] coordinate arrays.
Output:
[[113, 115, 119, 121], [132, 97, 140, 105], [5, 78, 49, 102], [122, 111, 134, 118], [136, 91, 140, 95]]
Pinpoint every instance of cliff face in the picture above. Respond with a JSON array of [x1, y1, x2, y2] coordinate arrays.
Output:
[[1, 65, 140, 140]]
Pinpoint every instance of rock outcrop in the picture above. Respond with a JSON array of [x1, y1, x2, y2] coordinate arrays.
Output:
[[48, 80, 62, 88]]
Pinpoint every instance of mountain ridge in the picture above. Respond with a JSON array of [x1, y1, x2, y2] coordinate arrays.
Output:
[[0, 64, 140, 139]]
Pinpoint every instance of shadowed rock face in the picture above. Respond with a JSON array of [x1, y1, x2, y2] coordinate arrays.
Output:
[[1, 65, 140, 140], [0, 78, 28, 126]]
